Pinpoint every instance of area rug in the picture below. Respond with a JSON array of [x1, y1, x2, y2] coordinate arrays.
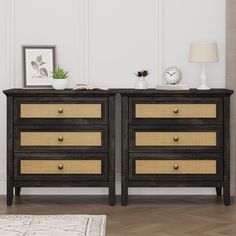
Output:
[[0, 215, 106, 236]]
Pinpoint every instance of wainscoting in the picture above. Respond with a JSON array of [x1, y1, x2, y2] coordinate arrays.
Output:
[[0, 0, 229, 195]]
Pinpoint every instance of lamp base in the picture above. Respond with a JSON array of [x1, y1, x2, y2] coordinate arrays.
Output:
[[197, 63, 210, 90], [197, 84, 210, 90]]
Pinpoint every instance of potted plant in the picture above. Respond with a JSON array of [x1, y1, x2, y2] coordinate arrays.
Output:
[[135, 70, 149, 89], [51, 66, 69, 90]]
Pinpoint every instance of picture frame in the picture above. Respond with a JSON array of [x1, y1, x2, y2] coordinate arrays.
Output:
[[23, 46, 56, 87]]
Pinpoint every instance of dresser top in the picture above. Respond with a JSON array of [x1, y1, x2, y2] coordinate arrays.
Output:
[[117, 88, 233, 96], [3, 88, 118, 96], [3, 88, 233, 96]]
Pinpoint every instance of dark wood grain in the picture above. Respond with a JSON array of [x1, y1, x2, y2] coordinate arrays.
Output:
[[108, 96, 116, 206], [3, 88, 234, 96], [120, 89, 233, 206], [3, 90, 116, 206], [223, 96, 231, 206], [7, 96, 14, 206], [121, 96, 129, 206]]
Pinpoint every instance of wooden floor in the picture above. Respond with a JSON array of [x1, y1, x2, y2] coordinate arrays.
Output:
[[0, 195, 235, 236]]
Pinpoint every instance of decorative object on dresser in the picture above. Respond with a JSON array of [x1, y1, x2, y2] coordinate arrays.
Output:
[[23, 46, 56, 87], [164, 66, 182, 85], [135, 70, 149, 89], [189, 42, 219, 90], [51, 66, 69, 90], [120, 89, 233, 206], [156, 66, 189, 90], [3, 89, 116, 206]]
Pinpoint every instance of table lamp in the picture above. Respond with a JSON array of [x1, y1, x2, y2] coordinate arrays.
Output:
[[189, 42, 219, 90]]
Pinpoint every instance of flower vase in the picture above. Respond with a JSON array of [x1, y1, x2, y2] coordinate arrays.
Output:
[[135, 77, 148, 89]]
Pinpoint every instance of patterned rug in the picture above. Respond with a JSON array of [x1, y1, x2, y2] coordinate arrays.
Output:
[[0, 215, 106, 236]]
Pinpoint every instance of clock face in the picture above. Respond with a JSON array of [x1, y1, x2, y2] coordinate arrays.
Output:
[[164, 67, 182, 85]]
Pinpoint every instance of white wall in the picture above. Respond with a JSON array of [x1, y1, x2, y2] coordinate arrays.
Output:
[[0, 0, 226, 195]]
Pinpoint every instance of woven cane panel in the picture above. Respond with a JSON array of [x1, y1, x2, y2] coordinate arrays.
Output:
[[135, 132, 216, 146], [20, 132, 102, 146], [20, 104, 102, 118], [135, 160, 216, 174], [20, 160, 102, 174], [135, 104, 216, 118]]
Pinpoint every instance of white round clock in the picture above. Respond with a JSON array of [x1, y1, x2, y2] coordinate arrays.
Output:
[[164, 66, 182, 85]]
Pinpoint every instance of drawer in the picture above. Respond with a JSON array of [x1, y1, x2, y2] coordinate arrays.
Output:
[[135, 132, 216, 146], [20, 104, 102, 118], [135, 160, 216, 174], [20, 132, 102, 146], [135, 104, 216, 118], [15, 97, 108, 124], [129, 126, 223, 152], [129, 153, 223, 181], [20, 160, 102, 174], [129, 97, 223, 124], [14, 154, 108, 181], [15, 126, 108, 152]]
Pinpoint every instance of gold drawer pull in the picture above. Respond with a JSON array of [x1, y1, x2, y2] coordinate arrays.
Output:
[[173, 164, 179, 170], [58, 108, 64, 114], [173, 136, 179, 142], [58, 165, 64, 170], [173, 108, 179, 114], [58, 136, 64, 142]]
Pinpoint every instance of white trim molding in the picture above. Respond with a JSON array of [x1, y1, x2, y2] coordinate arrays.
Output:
[[156, 0, 164, 85], [6, 0, 15, 88], [80, 0, 90, 84]]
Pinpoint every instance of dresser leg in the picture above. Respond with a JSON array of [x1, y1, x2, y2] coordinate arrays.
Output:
[[216, 187, 222, 197], [15, 187, 21, 196], [223, 183, 230, 206], [109, 183, 115, 206], [121, 180, 128, 206], [7, 186, 13, 206]]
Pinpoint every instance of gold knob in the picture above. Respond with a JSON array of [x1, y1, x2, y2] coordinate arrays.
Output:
[[58, 136, 64, 142], [173, 164, 179, 170], [173, 137, 179, 142], [58, 108, 64, 114], [173, 108, 179, 114], [58, 165, 64, 170]]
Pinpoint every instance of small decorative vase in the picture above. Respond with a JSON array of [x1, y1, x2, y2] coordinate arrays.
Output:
[[52, 79, 68, 90], [135, 77, 148, 89]]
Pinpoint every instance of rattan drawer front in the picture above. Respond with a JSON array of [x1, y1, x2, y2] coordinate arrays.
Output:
[[20, 160, 102, 174], [20, 132, 102, 147], [135, 160, 216, 174], [135, 132, 216, 146], [135, 104, 216, 118], [20, 104, 102, 118]]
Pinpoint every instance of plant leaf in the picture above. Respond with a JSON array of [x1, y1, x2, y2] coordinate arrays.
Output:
[[39, 68, 48, 77], [36, 55, 42, 63], [39, 62, 46, 66], [31, 61, 39, 70]]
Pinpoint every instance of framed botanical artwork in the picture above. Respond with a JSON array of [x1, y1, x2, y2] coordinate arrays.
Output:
[[23, 46, 56, 87]]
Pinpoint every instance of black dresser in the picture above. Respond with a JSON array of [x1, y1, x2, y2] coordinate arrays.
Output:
[[120, 89, 233, 206], [3, 89, 116, 206]]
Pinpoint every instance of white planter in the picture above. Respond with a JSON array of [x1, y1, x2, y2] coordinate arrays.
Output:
[[135, 77, 148, 89], [52, 79, 68, 90]]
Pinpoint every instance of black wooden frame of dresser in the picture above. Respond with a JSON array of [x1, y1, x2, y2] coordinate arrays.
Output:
[[128, 153, 223, 181], [121, 91, 233, 206], [14, 96, 109, 125], [129, 96, 223, 125], [5, 92, 116, 206]]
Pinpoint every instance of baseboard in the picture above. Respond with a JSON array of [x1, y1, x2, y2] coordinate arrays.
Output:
[[0, 180, 218, 195], [0, 171, 234, 195]]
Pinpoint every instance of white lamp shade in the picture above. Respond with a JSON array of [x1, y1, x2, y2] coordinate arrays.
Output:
[[189, 42, 219, 63]]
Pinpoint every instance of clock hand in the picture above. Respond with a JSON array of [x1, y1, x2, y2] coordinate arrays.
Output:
[[171, 72, 176, 76], [166, 72, 172, 76]]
